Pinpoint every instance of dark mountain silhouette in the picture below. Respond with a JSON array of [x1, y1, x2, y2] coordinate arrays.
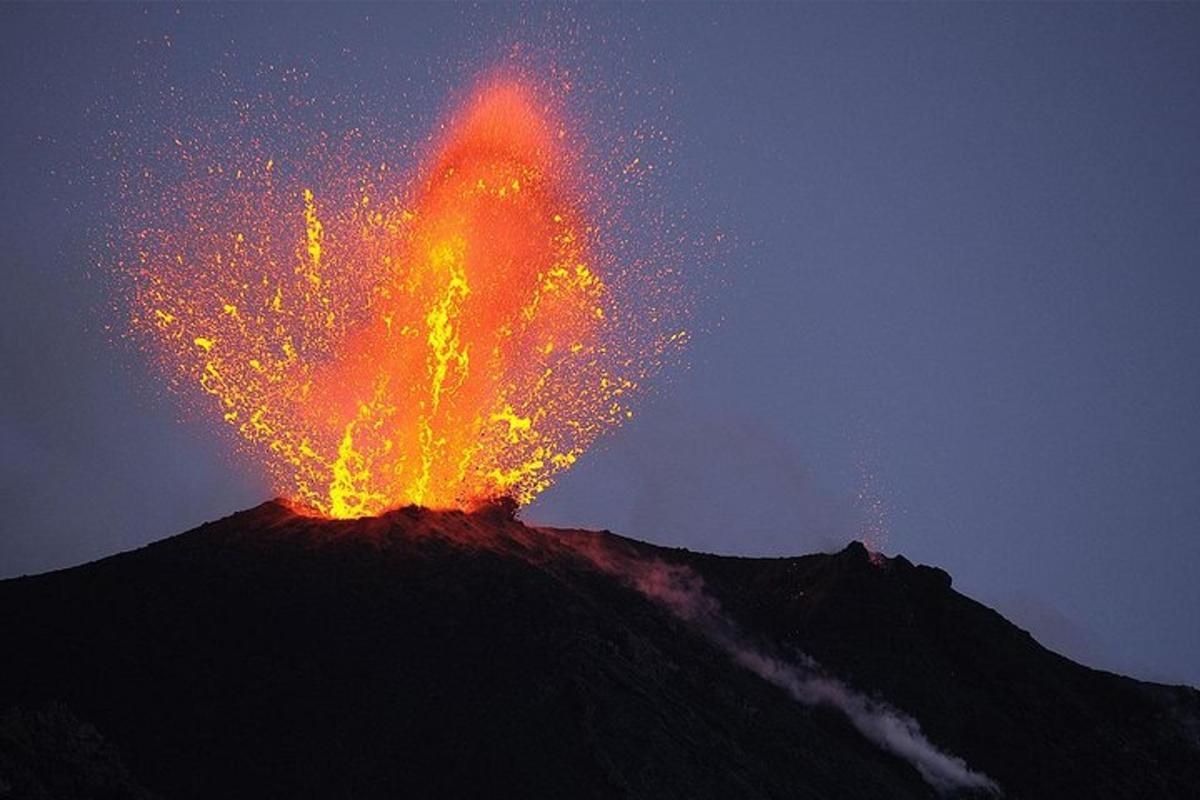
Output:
[[0, 500, 1196, 798]]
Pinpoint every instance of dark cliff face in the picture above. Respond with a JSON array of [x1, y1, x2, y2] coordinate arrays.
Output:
[[0, 501, 1195, 799]]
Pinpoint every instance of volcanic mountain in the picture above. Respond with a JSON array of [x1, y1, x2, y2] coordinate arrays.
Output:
[[1, 502, 1197, 799]]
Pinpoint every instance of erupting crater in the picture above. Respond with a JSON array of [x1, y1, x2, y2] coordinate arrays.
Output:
[[124, 77, 686, 518]]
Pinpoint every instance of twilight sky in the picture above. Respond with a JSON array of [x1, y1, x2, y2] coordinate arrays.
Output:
[[1, 4, 1198, 687]]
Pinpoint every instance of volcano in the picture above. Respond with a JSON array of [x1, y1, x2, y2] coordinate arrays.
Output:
[[1, 503, 1197, 798]]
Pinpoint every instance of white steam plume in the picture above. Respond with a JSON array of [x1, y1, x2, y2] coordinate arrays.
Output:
[[566, 538, 1000, 795]]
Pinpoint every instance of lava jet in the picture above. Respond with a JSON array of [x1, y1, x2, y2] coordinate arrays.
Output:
[[122, 76, 687, 519]]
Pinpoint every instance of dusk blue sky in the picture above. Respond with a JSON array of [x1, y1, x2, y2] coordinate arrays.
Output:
[[2, 4, 1198, 687]]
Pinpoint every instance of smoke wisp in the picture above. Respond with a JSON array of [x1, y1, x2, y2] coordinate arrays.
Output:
[[566, 537, 1000, 795]]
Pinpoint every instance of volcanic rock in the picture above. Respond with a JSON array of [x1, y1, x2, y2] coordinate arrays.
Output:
[[0, 501, 1196, 798]]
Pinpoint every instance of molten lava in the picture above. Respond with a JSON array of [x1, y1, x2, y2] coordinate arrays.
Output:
[[126, 78, 686, 517]]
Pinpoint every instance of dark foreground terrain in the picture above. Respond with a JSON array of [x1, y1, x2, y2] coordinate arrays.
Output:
[[0, 501, 1196, 798]]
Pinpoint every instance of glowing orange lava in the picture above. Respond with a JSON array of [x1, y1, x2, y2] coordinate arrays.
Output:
[[125, 78, 686, 517]]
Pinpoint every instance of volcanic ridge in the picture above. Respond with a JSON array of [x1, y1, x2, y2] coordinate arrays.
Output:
[[1, 501, 1197, 799]]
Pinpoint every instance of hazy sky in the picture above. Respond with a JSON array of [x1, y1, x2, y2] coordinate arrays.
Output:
[[2, 4, 1198, 687]]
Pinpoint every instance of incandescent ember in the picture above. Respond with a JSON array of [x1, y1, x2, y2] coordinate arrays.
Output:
[[123, 77, 688, 518]]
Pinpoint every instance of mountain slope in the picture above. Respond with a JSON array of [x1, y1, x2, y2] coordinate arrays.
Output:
[[0, 501, 1195, 798]]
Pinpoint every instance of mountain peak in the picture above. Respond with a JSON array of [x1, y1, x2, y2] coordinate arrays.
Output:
[[1, 503, 1196, 798], [839, 539, 872, 560]]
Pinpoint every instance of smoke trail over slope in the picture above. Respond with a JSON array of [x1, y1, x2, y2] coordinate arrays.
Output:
[[564, 537, 1000, 795]]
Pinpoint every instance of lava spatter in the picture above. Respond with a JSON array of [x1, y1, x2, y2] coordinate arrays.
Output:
[[123, 77, 688, 517]]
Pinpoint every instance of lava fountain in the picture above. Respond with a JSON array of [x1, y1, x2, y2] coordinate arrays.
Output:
[[123, 77, 688, 518]]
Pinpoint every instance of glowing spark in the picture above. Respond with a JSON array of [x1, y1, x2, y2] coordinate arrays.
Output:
[[123, 77, 689, 517]]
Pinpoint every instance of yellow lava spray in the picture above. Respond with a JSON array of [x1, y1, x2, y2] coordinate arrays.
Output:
[[123, 77, 688, 518]]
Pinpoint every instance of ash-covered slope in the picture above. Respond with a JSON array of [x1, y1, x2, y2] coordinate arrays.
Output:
[[0, 501, 1195, 799]]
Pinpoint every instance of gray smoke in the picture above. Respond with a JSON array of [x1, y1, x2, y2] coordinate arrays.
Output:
[[566, 538, 1000, 795], [729, 647, 998, 794]]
